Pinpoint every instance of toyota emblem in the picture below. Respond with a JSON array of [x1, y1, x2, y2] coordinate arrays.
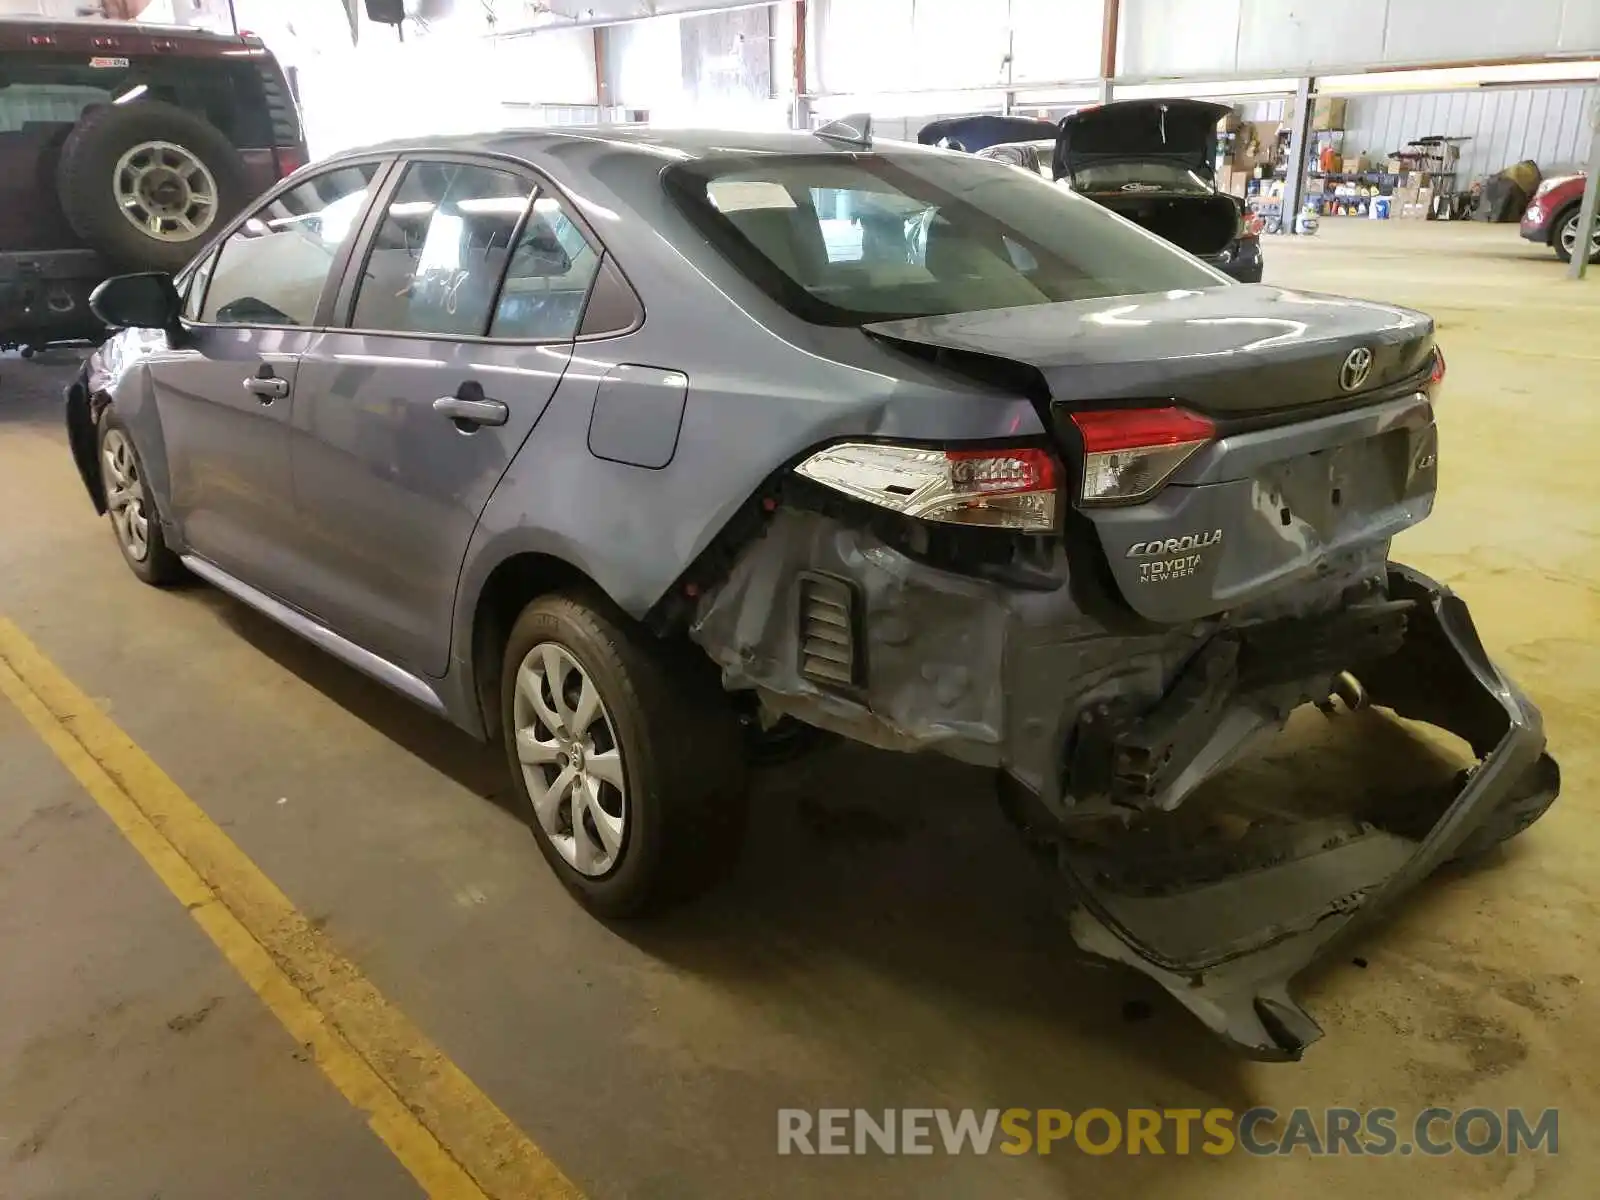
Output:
[[1340, 347, 1373, 392]]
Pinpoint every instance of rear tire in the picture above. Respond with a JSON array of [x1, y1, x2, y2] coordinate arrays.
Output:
[[96, 411, 183, 586], [500, 593, 748, 918], [57, 100, 250, 273]]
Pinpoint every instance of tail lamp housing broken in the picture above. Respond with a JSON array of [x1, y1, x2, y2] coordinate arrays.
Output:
[[793, 442, 1060, 532], [1070, 406, 1217, 505]]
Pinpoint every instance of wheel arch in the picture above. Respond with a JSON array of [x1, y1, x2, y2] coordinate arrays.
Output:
[[466, 550, 613, 745], [66, 377, 115, 514]]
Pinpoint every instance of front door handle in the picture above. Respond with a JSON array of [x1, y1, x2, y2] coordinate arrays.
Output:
[[433, 382, 508, 429], [244, 375, 290, 401]]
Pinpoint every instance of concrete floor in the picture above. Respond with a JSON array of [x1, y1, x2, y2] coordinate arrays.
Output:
[[1, 218, 1596, 1198]]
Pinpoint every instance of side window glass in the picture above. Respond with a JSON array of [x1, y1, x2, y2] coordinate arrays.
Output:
[[350, 161, 532, 337], [201, 162, 379, 326], [489, 191, 602, 341]]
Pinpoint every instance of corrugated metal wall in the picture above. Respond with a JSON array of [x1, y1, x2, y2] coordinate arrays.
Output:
[[1337, 86, 1598, 179]]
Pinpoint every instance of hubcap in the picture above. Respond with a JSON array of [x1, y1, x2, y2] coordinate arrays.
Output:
[[512, 642, 627, 877], [1560, 212, 1600, 260], [113, 141, 219, 243], [101, 428, 150, 562]]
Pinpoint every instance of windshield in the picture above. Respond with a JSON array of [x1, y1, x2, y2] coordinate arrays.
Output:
[[666, 152, 1227, 326], [1071, 161, 1213, 193]]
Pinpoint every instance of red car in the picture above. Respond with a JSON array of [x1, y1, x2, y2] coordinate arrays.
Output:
[[1520, 173, 1598, 264]]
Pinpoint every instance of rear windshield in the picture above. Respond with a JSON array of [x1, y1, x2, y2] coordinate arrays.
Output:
[[666, 152, 1227, 326], [0, 51, 280, 147]]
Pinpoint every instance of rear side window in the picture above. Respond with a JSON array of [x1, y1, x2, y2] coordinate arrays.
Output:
[[350, 161, 534, 338], [667, 152, 1227, 326], [0, 51, 274, 147], [199, 162, 379, 326], [348, 159, 604, 341], [489, 194, 602, 340]]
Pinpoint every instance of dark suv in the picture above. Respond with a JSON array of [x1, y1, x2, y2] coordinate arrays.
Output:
[[0, 16, 304, 352]]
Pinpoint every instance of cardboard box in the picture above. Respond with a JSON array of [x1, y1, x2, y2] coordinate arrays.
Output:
[[1312, 97, 1347, 131], [1342, 154, 1371, 174], [1385, 156, 1403, 173], [1402, 187, 1434, 218]]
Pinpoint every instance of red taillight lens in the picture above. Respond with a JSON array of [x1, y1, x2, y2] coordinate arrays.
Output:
[[275, 147, 305, 179], [794, 443, 1060, 531], [1429, 347, 1446, 385], [1070, 406, 1216, 505]]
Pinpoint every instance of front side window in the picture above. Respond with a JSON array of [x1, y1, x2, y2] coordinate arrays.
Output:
[[669, 152, 1227, 326], [350, 161, 533, 337], [199, 161, 379, 326]]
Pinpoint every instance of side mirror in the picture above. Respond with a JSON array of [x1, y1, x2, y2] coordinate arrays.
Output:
[[89, 272, 182, 331], [365, 0, 405, 24]]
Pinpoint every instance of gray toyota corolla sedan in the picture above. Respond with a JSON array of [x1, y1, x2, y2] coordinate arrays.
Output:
[[66, 123, 1559, 1059]]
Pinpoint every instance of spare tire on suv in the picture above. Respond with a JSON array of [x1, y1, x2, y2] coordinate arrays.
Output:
[[56, 100, 251, 273]]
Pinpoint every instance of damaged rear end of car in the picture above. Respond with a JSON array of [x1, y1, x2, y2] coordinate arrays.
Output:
[[656, 144, 1559, 1060]]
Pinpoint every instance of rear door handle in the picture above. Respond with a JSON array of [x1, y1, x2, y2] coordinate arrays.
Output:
[[244, 375, 290, 401], [433, 387, 508, 429]]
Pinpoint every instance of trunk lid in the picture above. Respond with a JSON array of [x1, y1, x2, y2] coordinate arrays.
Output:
[[1053, 98, 1232, 180], [917, 114, 1060, 153], [864, 287, 1440, 626]]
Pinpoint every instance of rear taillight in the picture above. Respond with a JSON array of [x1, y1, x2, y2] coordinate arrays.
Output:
[[275, 147, 306, 179], [794, 442, 1060, 531], [1070, 407, 1216, 505], [1429, 347, 1446, 385]]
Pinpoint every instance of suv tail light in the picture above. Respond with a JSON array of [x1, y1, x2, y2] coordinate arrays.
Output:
[[794, 442, 1060, 531], [1070, 407, 1216, 505], [1429, 346, 1446, 385], [275, 147, 306, 179]]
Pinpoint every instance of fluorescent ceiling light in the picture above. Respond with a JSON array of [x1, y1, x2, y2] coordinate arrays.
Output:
[[1115, 78, 1294, 100], [1320, 60, 1600, 92]]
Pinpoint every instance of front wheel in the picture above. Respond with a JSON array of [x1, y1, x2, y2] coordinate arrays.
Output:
[[98, 414, 183, 586], [1553, 208, 1600, 264], [500, 593, 748, 918]]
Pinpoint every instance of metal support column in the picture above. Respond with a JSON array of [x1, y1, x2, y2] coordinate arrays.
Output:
[[1097, 0, 1119, 105], [1280, 76, 1315, 234], [1565, 95, 1600, 280], [792, 0, 811, 130]]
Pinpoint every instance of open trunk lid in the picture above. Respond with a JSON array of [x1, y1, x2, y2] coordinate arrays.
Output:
[[864, 287, 1440, 626], [1053, 98, 1231, 180]]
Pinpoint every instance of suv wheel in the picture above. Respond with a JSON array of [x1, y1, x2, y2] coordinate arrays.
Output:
[[500, 594, 748, 917], [57, 100, 249, 273], [1554, 207, 1600, 264], [98, 413, 183, 585]]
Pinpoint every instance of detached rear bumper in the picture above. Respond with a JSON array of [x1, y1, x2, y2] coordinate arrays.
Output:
[[1058, 564, 1558, 1060]]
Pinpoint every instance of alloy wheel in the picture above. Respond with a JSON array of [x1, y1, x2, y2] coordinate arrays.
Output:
[[512, 642, 627, 877], [1560, 211, 1600, 261], [113, 140, 219, 243], [102, 428, 150, 562]]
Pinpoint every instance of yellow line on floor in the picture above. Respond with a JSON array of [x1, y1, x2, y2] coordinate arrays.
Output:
[[0, 616, 583, 1200]]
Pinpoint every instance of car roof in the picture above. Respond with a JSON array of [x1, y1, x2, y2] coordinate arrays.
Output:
[[324, 125, 936, 166]]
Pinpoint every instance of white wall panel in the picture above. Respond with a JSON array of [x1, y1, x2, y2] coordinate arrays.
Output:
[[1009, 0, 1104, 84], [815, 0, 914, 92], [1117, 0, 1242, 77], [1337, 85, 1597, 182], [1119, 0, 1600, 76], [1234, 0, 1388, 74], [1381, 0, 1565, 64]]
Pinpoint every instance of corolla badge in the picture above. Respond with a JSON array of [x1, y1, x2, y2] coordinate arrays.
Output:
[[1340, 346, 1374, 392], [1126, 529, 1223, 585]]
